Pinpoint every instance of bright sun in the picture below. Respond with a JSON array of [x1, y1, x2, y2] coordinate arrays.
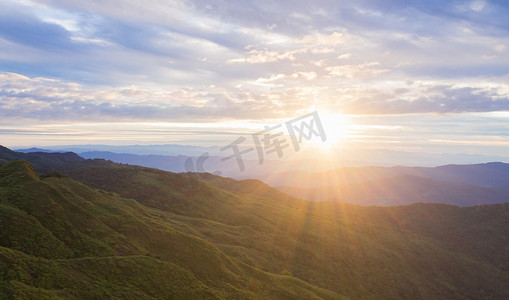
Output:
[[316, 111, 349, 149]]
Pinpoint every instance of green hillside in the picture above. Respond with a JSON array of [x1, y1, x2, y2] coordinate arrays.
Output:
[[0, 146, 508, 299], [0, 160, 342, 299]]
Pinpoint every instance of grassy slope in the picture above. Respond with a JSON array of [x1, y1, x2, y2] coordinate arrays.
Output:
[[24, 160, 509, 299], [0, 161, 342, 299]]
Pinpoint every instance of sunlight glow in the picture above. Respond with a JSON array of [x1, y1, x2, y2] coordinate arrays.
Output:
[[318, 112, 350, 149]]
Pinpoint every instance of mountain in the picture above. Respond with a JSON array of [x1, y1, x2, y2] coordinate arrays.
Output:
[[78, 150, 355, 179], [21, 145, 509, 167], [2, 146, 509, 207], [0, 145, 91, 175], [1, 146, 509, 299], [79, 151, 191, 172], [15, 147, 53, 153], [0, 160, 341, 299], [264, 163, 509, 189], [30, 144, 222, 156], [278, 175, 509, 206], [414, 162, 509, 189]]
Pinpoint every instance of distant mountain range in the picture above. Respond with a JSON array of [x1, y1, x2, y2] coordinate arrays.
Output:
[[4, 145, 509, 207], [1, 145, 508, 299], [278, 175, 509, 206], [16, 147, 360, 177], [63, 150, 359, 178], [268, 163, 509, 206], [15, 144, 509, 167], [16, 144, 223, 156], [265, 162, 509, 189]]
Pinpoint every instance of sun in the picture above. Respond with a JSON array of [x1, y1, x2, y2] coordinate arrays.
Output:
[[316, 111, 350, 150]]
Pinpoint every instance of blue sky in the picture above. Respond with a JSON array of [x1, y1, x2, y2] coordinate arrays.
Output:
[[0, 0, 508, 160]]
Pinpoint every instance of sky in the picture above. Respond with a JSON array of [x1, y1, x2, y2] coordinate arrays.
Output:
[[1, 0, 509, 162]]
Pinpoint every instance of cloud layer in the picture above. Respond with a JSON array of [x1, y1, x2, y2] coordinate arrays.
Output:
[[0, 1, 508, 128]]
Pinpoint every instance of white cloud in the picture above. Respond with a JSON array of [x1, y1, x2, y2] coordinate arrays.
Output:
[[255, 74, 286, 83], [469, 0, 486, 12], [291, 72, 317, 80], [310, 59, 325, 67], [495, 45, 506, 52], [0, 72, 292, 122], [267, 23, 277, 30], [311, 47, 335, 54], [325, 62, 389, 79], [228, 49, 305, 64], [337, 53, 352, 59], [298, 32, 348, 46]]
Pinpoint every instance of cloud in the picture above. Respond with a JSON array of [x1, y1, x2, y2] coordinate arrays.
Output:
[[5, 72, 509, 122], [470, 1, 487, 12], [495, 44, 506, 52], [2, 0, 508, 83], [337, 83, 509, 114], [298, 32, 348, 46], [228, 49, 303, 64], [255, 74, 286, 84], [325, 62, 389, 79], [337, 53, 352, 59], [0, 72, 297, 122], [0, 13, 76, 51], [0, 0, 508, 123]]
